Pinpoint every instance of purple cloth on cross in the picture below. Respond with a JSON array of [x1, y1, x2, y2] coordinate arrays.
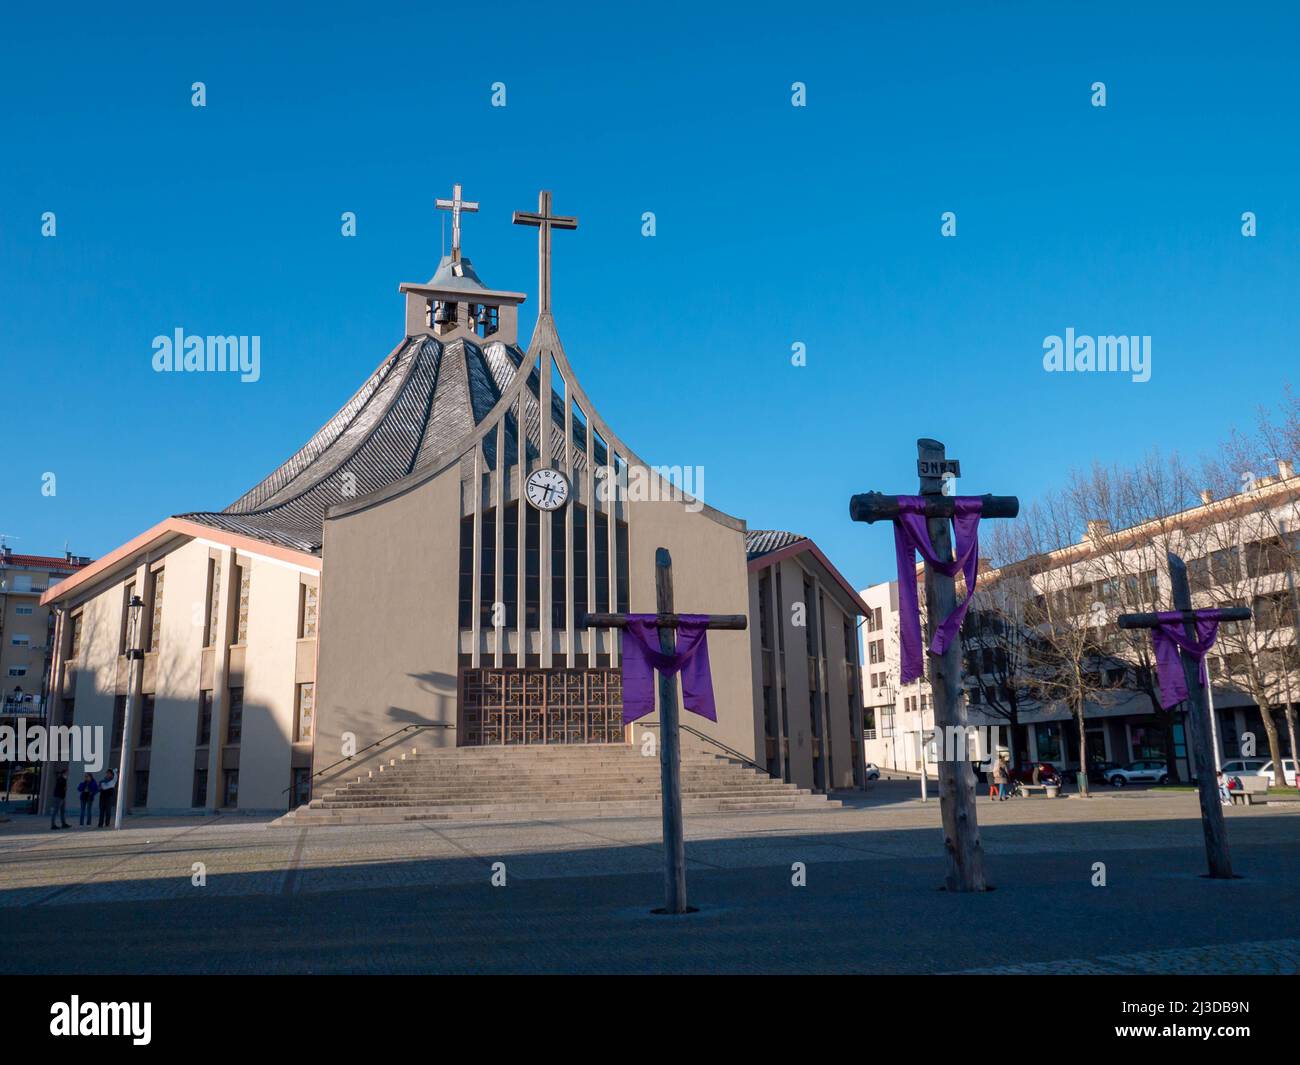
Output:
[[894, 496, 984, 685], [620, 614, 718, 725], [1148, 609, 1232, 709]]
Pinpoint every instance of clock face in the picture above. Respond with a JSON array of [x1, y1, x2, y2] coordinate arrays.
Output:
[[525, 467, 570, 511]]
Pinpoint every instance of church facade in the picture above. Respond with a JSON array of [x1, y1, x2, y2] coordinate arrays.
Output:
[[39, 187, 868, 815]]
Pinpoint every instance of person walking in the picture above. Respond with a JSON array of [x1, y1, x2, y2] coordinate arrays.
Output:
[[77, 772, 99, 826], [49, 770, 70, 830], [97, 768, 117, 827], [992, 758, 1008, 802]]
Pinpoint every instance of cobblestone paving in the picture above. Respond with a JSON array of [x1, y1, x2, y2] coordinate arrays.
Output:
[[958, 937, 1300, 974], [2, 788, 1298, 973]]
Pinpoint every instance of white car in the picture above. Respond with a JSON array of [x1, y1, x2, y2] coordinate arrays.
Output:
[[1104, 760, 1170, 786], [1260, 759, 1297, 787], [1221, 758, 1268, 781], [863, 762, 881, 781]]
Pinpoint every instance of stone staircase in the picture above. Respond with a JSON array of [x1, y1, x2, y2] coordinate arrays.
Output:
[[274, 743, 839, 826]]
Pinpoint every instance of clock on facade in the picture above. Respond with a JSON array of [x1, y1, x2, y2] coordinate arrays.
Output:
[[524, 467, 571, 511]]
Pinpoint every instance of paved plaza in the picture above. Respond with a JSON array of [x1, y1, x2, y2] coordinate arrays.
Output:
[[3, 783, 1299, 974]]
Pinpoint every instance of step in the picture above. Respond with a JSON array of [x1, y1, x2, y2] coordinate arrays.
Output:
[[277, 796, 839, 826]]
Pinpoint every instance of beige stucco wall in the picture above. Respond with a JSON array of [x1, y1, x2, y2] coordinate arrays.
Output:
[[51, 536, 311, 814], [315, 466, 462, 792], [233, 553, 306, 810], [142, 541, 207, 809]]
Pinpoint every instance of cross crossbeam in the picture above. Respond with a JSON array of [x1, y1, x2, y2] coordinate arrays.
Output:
[[850, 492, 1019, 523], [435, 182, 479, 261], [513, 190, 578, 314]]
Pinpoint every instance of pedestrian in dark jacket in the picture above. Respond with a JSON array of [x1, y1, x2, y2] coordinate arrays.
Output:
[[98, 768, 117, 827], [77, 773, 99, 826], [49, 771, 70, 830]]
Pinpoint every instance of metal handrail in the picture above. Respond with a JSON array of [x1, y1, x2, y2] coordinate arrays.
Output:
[[633, 718, 769, 776], [281, 722, 455, 794]]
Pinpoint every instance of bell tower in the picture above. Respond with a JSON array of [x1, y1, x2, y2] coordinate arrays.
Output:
[[399, 182, 527, 343]]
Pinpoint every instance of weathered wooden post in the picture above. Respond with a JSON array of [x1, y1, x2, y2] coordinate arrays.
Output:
[[583, 546, 746, 914], [1117, 552, 1251, 879], [850, 438, 1019, 892]]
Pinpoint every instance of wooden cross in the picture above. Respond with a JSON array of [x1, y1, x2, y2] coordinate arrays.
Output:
[[850, 438, 1019, 893], [1118, 552, 1252, 879], [512, 190, 578, 315], [583, 547, 746, 914], [435, 182, 479, 261]]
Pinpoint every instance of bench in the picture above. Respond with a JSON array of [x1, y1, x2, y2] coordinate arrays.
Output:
[[1018, 783, 1061, 797], [1229, 775, 1269, 805]]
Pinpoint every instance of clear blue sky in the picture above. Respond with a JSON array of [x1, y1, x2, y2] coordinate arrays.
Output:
[[2, 2, 1297, 591]]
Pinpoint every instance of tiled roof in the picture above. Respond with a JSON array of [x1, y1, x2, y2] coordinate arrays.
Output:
[[745, 529, 808, 561], [0, 553, 88, 572], [178, 333, 581, 555]]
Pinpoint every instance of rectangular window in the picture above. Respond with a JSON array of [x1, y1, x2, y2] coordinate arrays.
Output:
[[134, 769, 149, 808], [593, 510, 609, 614], [6, 668, 25, 678], [458, 515, 473, 629], [197, 691, 213, 746], [295, 682, 315, 742], [234, 564, 250, 644], [223, 686, 241, 743], [15, 605, 33, 616], [10, 634, 29, 646], [615, 519, 629, 614], [226, 687, 243, 744], [112, 695, 126, 747], [69, 613, 83, 659], [222, 769, 239, 808], [525, 506, 540, 627], [478, 508, 497, 630], [298, 581, 318, 639], [138, 694, 155, 747], [62, 697, 75, 725], [551, 509, 566, 628], [192, 768, 208, 808], [758, 573, 772, 650], [290, 767, 311, 809], [572, 505, 588, 614], [148, 568, 165, 652], [205, 559, 222, 647], [502, 501, 519, 628]]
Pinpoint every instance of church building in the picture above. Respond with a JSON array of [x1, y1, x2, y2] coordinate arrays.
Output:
[[40, 186, 868, 815]]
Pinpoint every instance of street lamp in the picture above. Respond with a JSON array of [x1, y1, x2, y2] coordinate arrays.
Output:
[[114, 594, 144, 830]]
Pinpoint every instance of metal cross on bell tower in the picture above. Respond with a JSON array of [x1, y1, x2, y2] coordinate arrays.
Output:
[[513, 190, 578, 315], [435, 182, 479, 262]]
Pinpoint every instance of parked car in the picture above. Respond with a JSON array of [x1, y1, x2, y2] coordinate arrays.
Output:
[[1221, 758, 1268, 781], [1104, 760, 1170, 786], [863, 762, 881, 781], [1259, 759, 1297, 787], [1087, 760, 1121, 784]]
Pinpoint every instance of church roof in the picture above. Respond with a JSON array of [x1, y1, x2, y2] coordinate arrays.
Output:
[[177, 333, 572, 554]]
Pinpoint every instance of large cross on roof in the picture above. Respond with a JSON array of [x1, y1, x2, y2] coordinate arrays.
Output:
[[435, 182, 479, 262], [513, 190, 578, 314]]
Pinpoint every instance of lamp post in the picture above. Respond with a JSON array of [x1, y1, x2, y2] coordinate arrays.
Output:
[[114, 594, 144, 830]]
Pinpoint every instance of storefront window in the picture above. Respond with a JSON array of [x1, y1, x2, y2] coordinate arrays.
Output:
[[1034, 723, 1061, 761]]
